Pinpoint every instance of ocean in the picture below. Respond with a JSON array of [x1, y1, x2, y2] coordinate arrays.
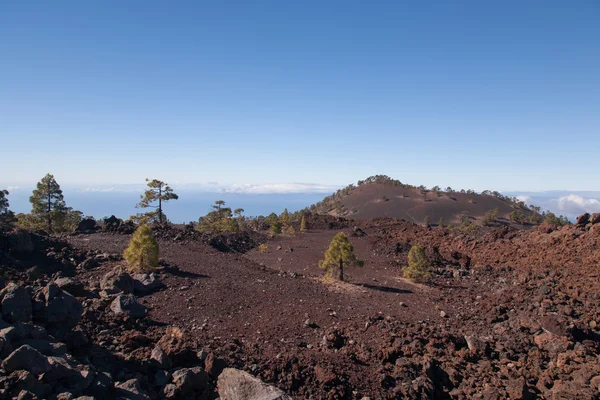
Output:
[[6, 188, 327, 224]]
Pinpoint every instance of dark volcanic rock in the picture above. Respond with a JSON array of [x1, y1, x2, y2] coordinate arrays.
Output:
[[43, 283, 84, 328], [1, 283, 32, 323], [133, 273, 164, 294], [576, 213, 590, 226], [2, 345, 51, 375], [101, 268, 134, 294], [75, 219, 97, 232], [115, 378, 150, 400], [110, 294, 147, 318]]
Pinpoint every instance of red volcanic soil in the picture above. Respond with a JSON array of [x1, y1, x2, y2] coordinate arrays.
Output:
[[60, 216, 600, 399], [329, 183, 532, 226], [1, 214, 598, 399]]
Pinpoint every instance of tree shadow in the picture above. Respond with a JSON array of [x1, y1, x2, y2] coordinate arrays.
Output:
[[163, 266, 209, 279], [355, 283, 412, 294]]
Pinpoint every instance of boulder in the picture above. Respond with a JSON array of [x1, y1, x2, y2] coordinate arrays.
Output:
[[21, 339, 67, 356], [12, 370, 51, 398], [7, 229, 34, 253], [204, 352, 227, 377], [2, 345, 51, 375], [110, 294, 147, 318], [115, 379, 150, 400], [217, 368, 292, 400], [172, 367, 208, 396], [43, 283, 83, 328], [101, 268, 134, 294], [591, 213, 600, 225], [154, 370, 171, 387], [133, 273, 164, 294], [161, 384, 177, 399], [78, 257, 99, 270], [151, 345, 171, 369], [54, 277, 86, 297], [576, 213, 590, 226], [0, 283, 32, 323], [75, 219, 97, 232]]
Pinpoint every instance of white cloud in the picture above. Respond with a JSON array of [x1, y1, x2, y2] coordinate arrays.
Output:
[[556, 194, 600, 215], [7, 186, 20, 191], [516, 195, 532, 204], [220, 183, 340, 194]]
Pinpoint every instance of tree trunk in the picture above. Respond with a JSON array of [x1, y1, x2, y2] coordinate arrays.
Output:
[[47, 182, 52, 233], [339, 258, 344, 282], [158, 186, 163, 224]]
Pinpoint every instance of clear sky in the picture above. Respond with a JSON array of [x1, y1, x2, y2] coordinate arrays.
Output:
[[1, 1, 599, 192]]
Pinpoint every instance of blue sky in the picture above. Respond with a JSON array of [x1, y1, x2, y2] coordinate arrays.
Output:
[[1, 1, 599, 193]]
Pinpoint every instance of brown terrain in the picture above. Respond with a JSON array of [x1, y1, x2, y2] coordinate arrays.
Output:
[[318, 183, 537, 226], [0, 204, 599, 399]]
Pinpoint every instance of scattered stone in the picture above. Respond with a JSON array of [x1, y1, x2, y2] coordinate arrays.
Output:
[[110, 294, 147, 318], [132, 273, 164, 294], [101, 268, 134, 294], [217, 368, 292, 400]]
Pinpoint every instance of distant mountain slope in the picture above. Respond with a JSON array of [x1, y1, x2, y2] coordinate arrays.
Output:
[[309, 176, 562, 227]]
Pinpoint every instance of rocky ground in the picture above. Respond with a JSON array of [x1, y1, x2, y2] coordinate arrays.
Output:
[[0, 212, 598, 399]]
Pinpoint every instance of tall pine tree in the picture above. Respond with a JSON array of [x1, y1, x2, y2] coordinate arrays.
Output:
[[136, 179, 178, 224], [0, 189, 15, 230], [29, 174, 67, 233], [319, 232, 363, 281]]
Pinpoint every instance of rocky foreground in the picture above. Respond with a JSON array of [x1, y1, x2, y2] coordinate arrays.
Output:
[[0, 213, 599, 399]]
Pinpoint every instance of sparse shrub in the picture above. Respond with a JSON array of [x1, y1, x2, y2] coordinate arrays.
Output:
[[403, 245, 431, 283], [459, 219, 478, 233], [424, 216, 431, 227], [123, 224, 159, 273], [438, 217, 444, 227], [509, 210, 526, 224], [197, 200, 239, 233], [482, 208, 499, 226], [319, 232, 363, 281], [258, 243, 268, 253], [284, 225, 296, 235]]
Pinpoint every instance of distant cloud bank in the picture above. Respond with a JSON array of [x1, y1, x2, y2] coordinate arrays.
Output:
[[508, 191, 600, 220], [219, 183, 340, 194]]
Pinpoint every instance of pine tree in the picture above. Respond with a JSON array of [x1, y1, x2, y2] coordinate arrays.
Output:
[[0, 189, 15, 230], [270, 219, 282, 234], [403, 244, 431, 282], [137, 179, 178, 224], [280, 208, 290, 229], [300, 214, 307, 232], [123, 224, 159, 272], [319, 232, 363, 281], [29, 174, 67, 233]]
